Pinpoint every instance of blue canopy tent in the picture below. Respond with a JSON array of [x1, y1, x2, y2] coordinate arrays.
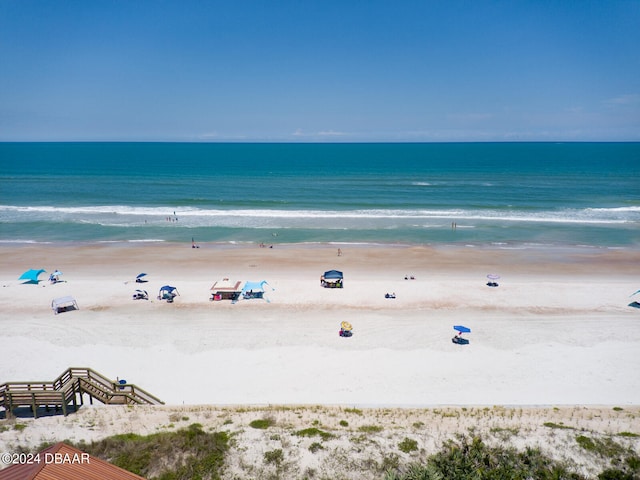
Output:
[[321, 269, 343, 288], [158, 285, 179, 302], [237, 280, 274, 303], [452, 325, 471, 345], [19, 268, 46, 284], [324, 270, 343, 279]]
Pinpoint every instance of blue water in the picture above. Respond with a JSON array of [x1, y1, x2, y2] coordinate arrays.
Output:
[[1, 142, 639, 247]]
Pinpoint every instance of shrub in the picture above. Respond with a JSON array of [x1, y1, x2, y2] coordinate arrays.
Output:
[[249, 418, 274, 429], [358, 425, 383, 433], [395, 435, 584, 480], [575, 435, 631, 460], [344, 407, 363, 415], [69, 423, 229, 479], [294, 427, 334, 441], [543, 422, 574, 429], [398, 437, 418, 454], [309, 442, 324, 453], [264, 449, 284, 466]]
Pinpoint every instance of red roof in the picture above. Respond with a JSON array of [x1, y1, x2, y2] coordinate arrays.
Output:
[[0, 442, 146, 480]]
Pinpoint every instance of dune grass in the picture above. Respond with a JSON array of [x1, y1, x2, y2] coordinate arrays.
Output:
[[72, 423, 229, 480]]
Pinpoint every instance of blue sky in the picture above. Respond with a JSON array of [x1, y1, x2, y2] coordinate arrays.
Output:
[[1, 1, 639, 142]]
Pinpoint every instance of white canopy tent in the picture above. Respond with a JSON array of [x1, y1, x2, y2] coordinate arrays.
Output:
[[51, 296, 79, 314]]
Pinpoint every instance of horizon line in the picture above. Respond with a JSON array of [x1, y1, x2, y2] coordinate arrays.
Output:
[[2, 140, 639, 145]]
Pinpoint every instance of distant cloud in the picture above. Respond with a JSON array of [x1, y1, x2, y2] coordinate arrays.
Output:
[[292, 129, 348, 138], [604, 94, 640, 107], [318, 130, 346, 136]]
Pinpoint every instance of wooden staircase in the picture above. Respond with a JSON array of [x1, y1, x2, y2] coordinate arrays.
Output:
[[0, 367, 163, 419]]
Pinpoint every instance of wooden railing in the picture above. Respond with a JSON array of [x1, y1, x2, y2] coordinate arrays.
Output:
[[0, 367, 163, 419]]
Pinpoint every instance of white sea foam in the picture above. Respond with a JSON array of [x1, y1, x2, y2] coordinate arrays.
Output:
[[1, 204, 637, 230], [586, 206, 640, 212], [127, 239, 166, 243], [0, 239, 52, 245]]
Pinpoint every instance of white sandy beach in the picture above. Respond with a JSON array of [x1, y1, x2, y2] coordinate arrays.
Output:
[[1, 242, 639, 407], [1, 242, 640, 477]]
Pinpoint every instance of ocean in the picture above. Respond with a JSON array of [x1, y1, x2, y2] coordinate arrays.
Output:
[[1, 142, 638, 248]]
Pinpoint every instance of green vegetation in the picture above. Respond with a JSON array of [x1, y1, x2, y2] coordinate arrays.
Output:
[[9, 410, 639, 480], [249, 418, 275, 429], [575, 434, 638, 467], [293, 427, 334, 441], [72, 423, 229, 480], [489, 426, 520, 441], [308, 442, 324, 453], [398, 437, 419, 454], [263, 448, 284, 466], [263, 448, 286, 477], [13, 423, 27, 431], [344, 407, 363, 415], [386, 434, 640, 480], [385, 435, 585, 480], [358, 425, 383, 433]]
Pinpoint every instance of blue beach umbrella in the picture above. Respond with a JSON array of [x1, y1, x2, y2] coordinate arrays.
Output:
[[19, 268, 46, 284], [453, 325, 471, 334]]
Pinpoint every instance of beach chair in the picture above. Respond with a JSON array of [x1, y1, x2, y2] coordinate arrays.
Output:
[[452, 336, 469, 345], [132, 289, 148, 300], [160, 292, 175, 303]]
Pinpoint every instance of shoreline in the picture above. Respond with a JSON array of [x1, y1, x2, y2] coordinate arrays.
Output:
[[2, 237, 638, 253]]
